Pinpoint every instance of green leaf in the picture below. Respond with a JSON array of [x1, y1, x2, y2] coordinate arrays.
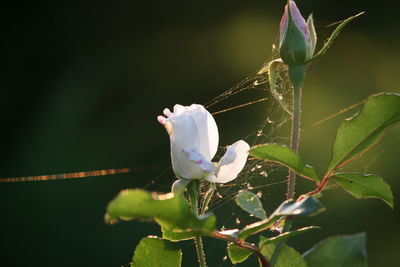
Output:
[[105, 189, 216, 234], [332, 173, 393, 208], [259, 226, 320, 248], [250, 144, 320, 181], [131, 236, 182, 267], [303, 233, 367, 267], [162, 226, 197, 242], [227, 243, 253, 264], [307, 12, 364, 63], [238, 217, 277, 241], [236, 190, 267, 219], [259, 237, 307, 267], [238, 196, 323, 240], [328, 93, 400, 173], [273, 196, 324, 217]]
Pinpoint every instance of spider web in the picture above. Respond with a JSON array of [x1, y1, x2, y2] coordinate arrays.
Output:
[[143, 43, 296, 206], [144, 43, 303, 266], [123, 5, 400, 266], [151, 45, 400, 267]]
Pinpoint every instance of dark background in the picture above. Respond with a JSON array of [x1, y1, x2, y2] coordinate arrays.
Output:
[[1, 0, 399, 266]]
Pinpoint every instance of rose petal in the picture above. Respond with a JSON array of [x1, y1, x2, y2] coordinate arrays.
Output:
[[173, 104, 185, 114], [289, 0, 310, 41], [279, 5, 288, 41], [186, 104, 219, 160], [167, 114, 204, 179], [182, 148, 215, 173], [157, 115, 167, 125], [206, 140, 250, 183], [163, 108, 172, 117]]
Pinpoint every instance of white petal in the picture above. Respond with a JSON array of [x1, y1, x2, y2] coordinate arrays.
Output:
[[158, 104, 219, 179], [185, 104, 219, 160], [170, 147, 214, 180], [163, 108, 172, 117], [182, 148, 216, 173], [157, 115, 166, 125], [173, 104, 185, 114], [206, 140, 250, 183], [168, 115, 204, 179], [165, 104, 219, 161]]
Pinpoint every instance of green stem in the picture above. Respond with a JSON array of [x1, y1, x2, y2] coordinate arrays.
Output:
[[195, 236, 206, 267], [287, 66, 303, 199], [200, 182, 216, 214], [270, 65, 304, 267], [268, 219, 293, 266], [187, 181, 207, 267]]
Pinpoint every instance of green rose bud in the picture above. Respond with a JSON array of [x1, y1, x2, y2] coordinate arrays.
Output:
[[279, 1, 317, 66]]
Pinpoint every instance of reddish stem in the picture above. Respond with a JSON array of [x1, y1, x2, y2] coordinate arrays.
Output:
[[212, 232, 270, 267], [298, 172, 332, 201]]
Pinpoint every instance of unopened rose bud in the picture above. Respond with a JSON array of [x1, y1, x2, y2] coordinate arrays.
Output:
[[279, 1, 316, 65]]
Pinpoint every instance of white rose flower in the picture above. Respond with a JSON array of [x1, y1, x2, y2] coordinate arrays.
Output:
[[158, 104, 249, 190]]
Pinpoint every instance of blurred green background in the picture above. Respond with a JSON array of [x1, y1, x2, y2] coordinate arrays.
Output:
[[1, 0, 399, 266]]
